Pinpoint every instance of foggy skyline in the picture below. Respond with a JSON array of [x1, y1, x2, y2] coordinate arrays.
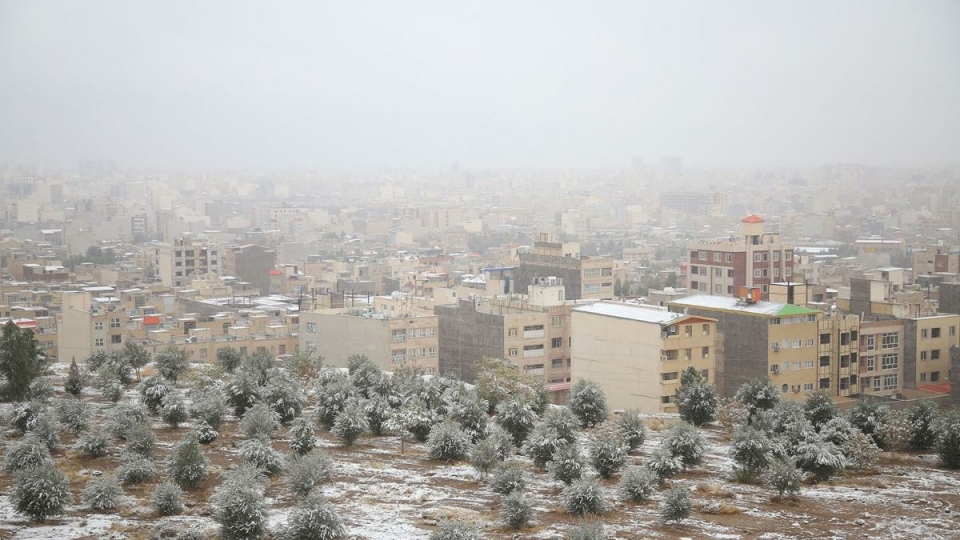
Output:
[[1, 0, 958, 171]]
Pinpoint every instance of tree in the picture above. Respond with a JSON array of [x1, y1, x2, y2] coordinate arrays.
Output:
[[675, 367, 719, 426], [563, 477, 606, 516], [11, 462, 72, 522], [213, 465, 268, 540], [489, 462, 527, 494], [876, 409, 912, 454], [569, 380, 608, 428], [283, 493, 347, 540], [907, 400, 939, 451], [615, 409, 646, 451], [765, 458, 802, 501], [734, 379, 780, 419], [152, 480, 184, 516], [523, 424, 564, 469], [385, 397, 438, 453], [935, 411, 960, 469], [263, 370, 307, 424], [154, 347, 190, 383], [81, 475, 124, 510], [475, 356, 546, 413], [3, 435, 52, 473], [613, 279, 623, 297], [217, 347, 244, 373], [167, 434, 208, 489], [547, 441, 586, 485], [65, 358, 85, 397], [428, 421, 471, 462], [589, 424, 628, 478], [842, 430, 881, 471], [240, 402, 281, 440], [618, 465, 656, 503], [847, 399, 888, 446], [803, 391, 838, 429], [55, 399, 92, 435], [496, 397, 538, 447], [239, 438, 286, 475], [429, 520, 482, 540], [730, 426, 779, 483], [289, 416, 317, 456], [0, 320, 45, 401], [659, 487, 691, 523], [123, 341, 150, 381], [500, 491, 533, 529], [795, 436, 846, 481], [160, 393, 189, 428], [287, 449, 334, 499], [331, 399, 369, 447], [661, 421, 705, 467]]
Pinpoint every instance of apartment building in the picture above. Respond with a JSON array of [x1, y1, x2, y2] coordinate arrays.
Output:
[[570, 301, 717, 413], [221, 243, 277, 295], [513, 233, 615, 300], [58, 291, 129, 362], [912, 244, 960, 277], [299, 308, 440, 373], [903, 314, 959, 390], [817, 312, 862, 399], [435, 277, 574, 391], [155, 237, 221, 287], [685, 215, 795, 300], [858, 319, 905, 398]]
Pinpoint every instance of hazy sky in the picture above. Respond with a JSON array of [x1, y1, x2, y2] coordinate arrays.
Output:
[[1, 1, 958, 170]]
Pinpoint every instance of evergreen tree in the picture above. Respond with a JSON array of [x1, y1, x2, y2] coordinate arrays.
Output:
[[842, 430, 881, 471], [331, 399, 369, 446], [287, 449, 334, 499], [730, 425, 780, 483], [522, 424, 564, 469], [563, 477, 606, 516], [152, 480, 184, 516], [876, 409, 912, 453], [907, 400, 939, 451], [935, 411, 960, 469], [618, 465, 656, 503], [0, 320, 46, 401], [589, 424, 628, 478], [154, 347, 190, 383], [239, 438, 286, 475], [65, 358, 85, 397], [167, 433, 208, 488], [675, 367, 719, 426], [661, 421, 705, 467], [803, 390, 839, 429], [496, 397, 538, 447], [160, 393, 190, 428], [547, 441, 586, 485], [217, 347, 244, 373], [734, 379, 780, 419], [55, 398, 91, 435], [11, 462, 72, 521], [765, 458, 802, 501], [659, 487, 691, 523], [847, 399, 888, 446], [569, 380, 608, 427], [428, 420, 471, 462], [289, 416, 317, 456], [81, 475, 124, 511], [262, 369, 306, 423], [240, 402, 281, 440], [615, 409, 646, 451], [429, 520, 482, 540], [795, 436, 846, 481], [500, 491, 533, 529], [137, 375, 171, 414], [213, 465, 268, 540], [123, 341, 150, 381], [283, 493, 347, 540], [489, 462, 527, 494]]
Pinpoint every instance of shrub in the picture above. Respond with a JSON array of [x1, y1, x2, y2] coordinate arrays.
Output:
[[645, 449, 683, 483], [842, 430, 881, 470], [547, 441, 586, 485], [876, 409, 912, 452], [795, 437, 846, 481], [523, 424, 563, 469], [820, 416, 856, 447], [224, 370, 261, 417], [803, 391, 839, 429], [448, 396, 489, 443], [55, 398, 91, 436], [167, 434, 208, 488], [263, 370, 307, 424], [314, 373, 355, 429], [81, 475, 124, 511], [4, 435, 52, 472], [384, 397, 437, 443], [65, 358, 85, 396], [154, 347, 190, 382], [29, 377, 54, 401], [486, 425, 514, 460], [428, 420, 471, 462], [717, 399, 751, 434], [105, 401, 149, 439], [75, 430, 110, 458], [428, 519, 482, 540], [470, 439, 501, 478], [331, 399, 369, 446], [500, 491, 533, 529], [217, 347, 244, 373], [659, 487, 691, 523], [618, 465, 656, 503], [11, 462, 72, 521], [496, 397, 538, 447], [847, 399, 888, 445], [96, 351, 133, 386], [197, 421, 219, 444], [589, 424, 628, 478], [213, 465, 268, 540], [117, 451, 158, 485], [735, 379, 780, 418], [489, 462, 527, 494], [126, 424, 157, 457], [152, 480, 184, 516], [542, 407, 579, 443], [364, 395, 392, 436], [288, 449, 335, 499], [289, 416, 317, 456], [100, 379, 124, 402], [243, 351, 275, 385], [766, 458, 802, 500], [9, 400, 43, 434], [569, 380, 608, 428], [908, 400, 939, 451], [239, 438, 286, 475], [730, 426, 779, 482], [27, 411, 60, 449], [614, 409, 646, 451], [569, 520, 606, 540], [661, 421, 705, 467], [189, 387, 228, 429], [283, 493, 347, 540], [935, 412, 960, 469], [675, 367, 719, 426], [161, 393, 190, 428], [240, 402, 282, 440], [138, 375, 171, 414], [564, 477, 606, 516]]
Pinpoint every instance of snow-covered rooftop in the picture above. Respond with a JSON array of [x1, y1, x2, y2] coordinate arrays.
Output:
[[573, 301, 684, 325]]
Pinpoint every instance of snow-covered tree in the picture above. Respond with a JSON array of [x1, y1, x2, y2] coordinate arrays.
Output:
[[589, 424, 628, 478], [935, 412, 960, 469], [314, 372, 356, 429], [27, 410, 60, 449], [847, 399, 888, 445], [645, 448, 683, 483], [547, 441, 586, 485], [217, 347, 244, 373], [795, 436, 847, 481], [239, 438, 286, 475], [618, 465, 656, 503], [75, 430, 110, 458], [288, 449, 335, 499], [489, 461, 527, 494], [65, 358, 85, 396], [105, 401, 149, 439], [568, 520, 606, 540], [364, 395, 392, 436], [167, 433, 208, 489], [730, 425, 781, 483], [842, 430, 881, 470], [661, 421, 705, 467], [196, 421, 219, 444], [428, 420, 471, 462], [614, 409, 646, 451], [766, 458, 802, 501], [81, 474, 124, 510], [0, 320, 46, 401], [161, 393, 189, 428], [496, 397, 538, 447], [138, 375, 171, 414], [283, 493, 347, 540], [11, 462, 72, 521], [213, 465, 268, 540], [803, 390, 838, 429], [469, 438, 500, 478], [542, 407, 579, 443], [152, 480, 184, 516], [819, 416, 856, 447], [154, 347, 190, 382], [876, 409, 912, 453], [717, 399, 751, 434], [331, 399, 369, 446], [501, 490, 533, 529], [569, 380, 608, 428], [675, 367, 719, 426], [125, 424, 157, 457], [223, 369, 261, 417], [189, 386, 228, 429], [289, 416, 316, 456], [907, 400, 939, 451], [658, 487, 691, 522], [54, 398, 91, 436], [263, 370, 306, 423], [428, 519, 482, 540], [117, 451, 157, 485], [734, 379, 780, 418], [385, 397, 438, 451], [449, 395, 489, 443], [9, 400, 43, 434], [3, 434, 51, 472], [240, 402, 281, 440], [523, 424, 564, 469], [563, 477, 606, 516]]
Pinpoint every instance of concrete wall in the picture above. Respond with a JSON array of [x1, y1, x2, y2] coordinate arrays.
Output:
[[939, 283, 960, 316], [435, 300, 505, 382], [903, 319, 918, 389]]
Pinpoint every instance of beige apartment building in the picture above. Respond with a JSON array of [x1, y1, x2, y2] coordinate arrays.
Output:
[[58, 291, 130, 362], [513, 234, 615, 300], [571, 301, 717, 413], [816, 312, 862, 399], [155, 237, 221, 288], [904, 314, 959, 389], [858, 319, 905, 397]]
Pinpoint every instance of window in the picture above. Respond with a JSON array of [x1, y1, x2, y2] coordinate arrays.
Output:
[[601, 267, 613, 276], [714, 268, 722, 277], [873, 377, 881, 391], [881, 353, 898, 370], [714, 284, 722, 293], [551, 337, 563, 348], [508, 348, 518, 357], [700, 369, 709, 380], [781, 384, 789, 393], [803, 361, 814, 369], [662, 372, 678, 382], [840, 355, 849, 368], [702, 346, 710, 359], [714, 252, 722, 262], [306, 322, 317, 333], [773, 252, 780, 262], [391, 349, 406, 364], [524, 364, 544, 376], [727, 286, 735, 294], [931, 371, 940, 382], [508, 328, 518, 337], [785, 251, 793, 260], [773, 268, 780, 277], [661, 395, 673, 404], [931, 349, 941, 360], [94, 321, 103, 331], [683, 348, 692, 361], [761, 269, 769, 278], [425, 327, 436, 337], [803, 383, 814, 391], [523, 325, 545, 338], [754, 253, 763, 262], [110, 318, 121, 328], [866, 356, 875, 371], [820, 356, 830, 367], [523, 345, 544, 357], [921, 328, 929, 339], [199, 348, 208, 358], [727, 269, 734, 278], [881, 332, 899, 349], [950, 326, 956, 337], [94, 338, 104, 347], [684, 325, 693, 337], [754, 269, 762, 278], [584, 283, 601, 293], [820, 333, 831, 345], [840, 378, 849, 390], [111, 334, 122, 344], [819, 378, 830, 389], [840, 333, 850, 346], [702, 324, 710, 336], [429, 347, 437, 357], [785, 268, 792, 277], [551, 358, 564, 368], [583, 268, 601, 278], [921, 373, 927, 382], [931, 327, 941, 338], [864, 335, 875, 350], [391, 329, 406, 342], [725, 254, 733, 262], [551, 316, 562, 327], [804, 339, 815, 347], [921, 350, 928, 361], [883, 374, 898, 390], [699, 251, 707, 260]]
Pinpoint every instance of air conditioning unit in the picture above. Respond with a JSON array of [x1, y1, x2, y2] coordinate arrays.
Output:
[[660, 355, 669, 362], [772, 343, 781, 352], [770, 365, 780, 375], [661, 332, 669, 339], [791, 385, 801, 393]]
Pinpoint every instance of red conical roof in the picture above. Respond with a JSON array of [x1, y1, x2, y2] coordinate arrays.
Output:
[[741, 214, 765, 223]]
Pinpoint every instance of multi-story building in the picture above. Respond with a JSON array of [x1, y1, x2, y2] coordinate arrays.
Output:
[[513, 233, 615, 300], [154, 237, 221, 288], [816, 312, 863, 399], [903, 314, 959, 390], [685, 215, 795, 300], [570, 301, 717, 413], [58, 291, 129, 362], [858, 319, 905, 397], [221, 243, 277, 295]]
